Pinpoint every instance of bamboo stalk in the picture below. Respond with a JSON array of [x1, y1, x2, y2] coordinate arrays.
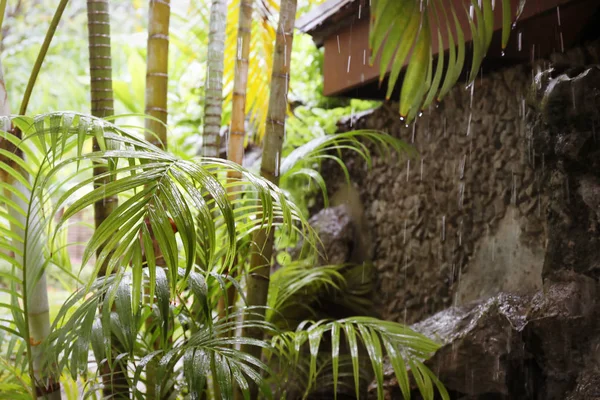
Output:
[[226, 0, 253, 169], [86, 1, 129, 398], [87, 0, 118, 271], [219, 0, 255, 332], [201, 0, 227, 158], [144, 0, 171, 149], [240, 0, 297, 396], [144, 2, 171, 398]]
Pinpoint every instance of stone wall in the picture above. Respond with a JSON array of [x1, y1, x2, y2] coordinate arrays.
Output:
[[320, 40, 600, 325]]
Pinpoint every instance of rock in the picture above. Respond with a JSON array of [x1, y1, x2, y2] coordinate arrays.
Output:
[[565, 369, 600, 400], [525, 271, 598, 399], [306, 204, 355, 265], [371, 272, 600, 399], [373, 293, 531, 399], [539, 66, 600, 128], [578, 175, 600, 221]]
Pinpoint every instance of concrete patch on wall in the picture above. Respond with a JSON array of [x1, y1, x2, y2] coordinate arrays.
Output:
[[455, 207, 544, 305]]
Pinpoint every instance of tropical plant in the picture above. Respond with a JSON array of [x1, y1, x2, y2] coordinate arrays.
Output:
[[370, 0, 526, 121], [0, 0, 528, 399]]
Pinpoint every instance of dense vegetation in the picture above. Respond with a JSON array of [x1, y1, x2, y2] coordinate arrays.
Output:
[[0, 0, 520, 398]]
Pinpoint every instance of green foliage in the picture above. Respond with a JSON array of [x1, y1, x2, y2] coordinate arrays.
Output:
[[0, 0, 483, 398], [370, 0, 525, 121]]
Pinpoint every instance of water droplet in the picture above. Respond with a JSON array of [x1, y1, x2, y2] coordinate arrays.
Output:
[[418, 111, 423, 117], [501, 50, 505, 57]]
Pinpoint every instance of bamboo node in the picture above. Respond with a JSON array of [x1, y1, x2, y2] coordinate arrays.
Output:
[[266, 117, 285, 126], [150, 0, 171, 6], [149, 34, 169, 41]]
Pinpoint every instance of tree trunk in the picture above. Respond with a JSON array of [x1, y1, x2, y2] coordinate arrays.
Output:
[[86, 1, 128, 398], [226, 0, 253, 168], [144, 0, 170, 149], [0, 58, 61, 399], [201, 0, 227, 157], [241, 0, 297, 396]]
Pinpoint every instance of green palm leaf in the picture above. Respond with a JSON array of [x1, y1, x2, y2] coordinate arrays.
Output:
[[275, 317, 445, 400], [370, 0, 526, 122]]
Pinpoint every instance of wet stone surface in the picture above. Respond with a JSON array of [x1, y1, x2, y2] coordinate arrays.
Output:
[[370, 272, 599, 399], [330, 41, 600, 400]]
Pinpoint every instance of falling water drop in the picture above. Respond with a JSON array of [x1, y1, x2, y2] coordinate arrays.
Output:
[[406, 160, 410, 181], [518, 31, 522, 52], [347, 56, 351, 73], [442, 216, 446, 242], [501, 50, 505, 57], [420, 158, 424, 181]]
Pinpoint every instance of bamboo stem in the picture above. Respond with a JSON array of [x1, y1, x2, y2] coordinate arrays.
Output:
[[201, 0, 227, 158], [227, 0, 253, 169], [240, 0, 297, 396], [144, 2, 171, 397], [86, 1, 129, 397], [144, 0, 171, 149]]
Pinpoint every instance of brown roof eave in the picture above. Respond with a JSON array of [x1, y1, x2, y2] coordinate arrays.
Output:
[[296, 0, 368, 47]]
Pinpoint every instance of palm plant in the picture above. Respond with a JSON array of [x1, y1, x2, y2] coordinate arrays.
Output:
[[0, 1, 529, 399], [370, 0, 525, 121], [0, 112, 312, 397]]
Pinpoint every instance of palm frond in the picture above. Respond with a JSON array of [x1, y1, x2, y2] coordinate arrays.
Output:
[[279, 129, 413, 213], [274, 317, 448, 400], [370, 0, 525, 121]]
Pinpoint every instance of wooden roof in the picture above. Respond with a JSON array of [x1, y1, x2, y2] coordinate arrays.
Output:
[[297, 0, 600, 99], [296, 0, 363, 46]]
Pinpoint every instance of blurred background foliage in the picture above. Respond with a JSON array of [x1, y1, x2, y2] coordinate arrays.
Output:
[[2, 0, 379, 160]]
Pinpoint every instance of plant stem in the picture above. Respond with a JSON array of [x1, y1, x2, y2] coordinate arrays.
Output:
[[241, 0, 297, 396], [0, 55, 61, 398], [227, 0, 253, 169], [86, 0, 128, 397], [201, 0, 227, 157], [144, 2, 171, 397], [144, 0, 171, 149], [19, 0, 69, 115]]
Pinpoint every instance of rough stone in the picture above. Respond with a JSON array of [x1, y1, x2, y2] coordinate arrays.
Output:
[[306, 205, 355, 265], [370, 272, 599, 399]]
